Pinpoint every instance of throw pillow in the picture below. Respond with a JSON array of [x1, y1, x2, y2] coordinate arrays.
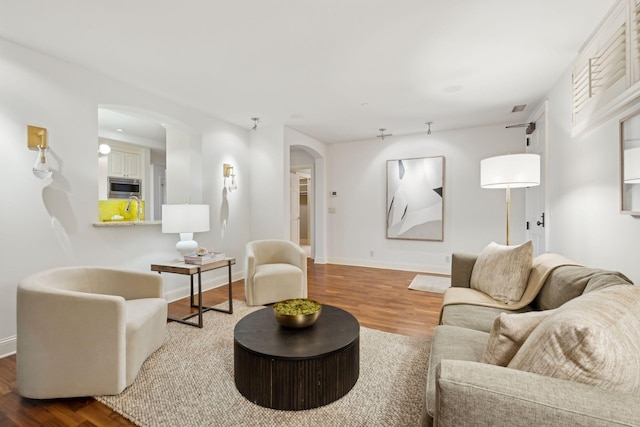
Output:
[[482, 309, 555, 366], [508, 285, 640, 395], [470, 240, 533, 304]]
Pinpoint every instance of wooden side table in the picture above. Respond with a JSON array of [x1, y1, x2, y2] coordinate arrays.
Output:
[[151, 257, 235, 328]]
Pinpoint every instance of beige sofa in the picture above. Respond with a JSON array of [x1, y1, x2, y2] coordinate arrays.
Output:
[[17, 267, 167, 399], [425, 252, 640, 426]]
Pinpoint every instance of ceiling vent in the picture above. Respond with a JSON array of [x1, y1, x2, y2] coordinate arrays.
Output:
[[511, 104, 527, 113]]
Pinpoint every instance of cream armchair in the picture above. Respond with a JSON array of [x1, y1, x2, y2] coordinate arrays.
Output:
[[17, 266, 167, 399], [244, 239, 308, 306]]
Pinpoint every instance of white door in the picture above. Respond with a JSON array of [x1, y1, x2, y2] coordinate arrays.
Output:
[[525, 102, 547, 256], [290, 173, 300, 245]]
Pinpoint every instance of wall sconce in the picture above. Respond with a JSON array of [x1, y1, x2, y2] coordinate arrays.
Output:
[[28, 125, 53, 179], [223, 163, 238, 192]]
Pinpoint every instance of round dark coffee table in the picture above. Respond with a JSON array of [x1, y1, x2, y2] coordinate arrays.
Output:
[[233, 304, 360, 410]]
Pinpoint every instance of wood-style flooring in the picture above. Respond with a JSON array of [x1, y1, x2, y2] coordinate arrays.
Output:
[[0, 261, 444, 426]]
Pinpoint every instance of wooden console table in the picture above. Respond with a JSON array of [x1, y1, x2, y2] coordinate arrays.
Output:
[[151, 257, 235, 328]]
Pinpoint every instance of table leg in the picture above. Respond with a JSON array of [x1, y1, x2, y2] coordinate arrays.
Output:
[[165, 260, 233, 328], [204, 260, 233, 314], [197, 267, 203, 327], [190, 274, 195, 307]]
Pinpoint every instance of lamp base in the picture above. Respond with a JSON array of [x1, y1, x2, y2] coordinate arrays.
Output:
[[176, 232, 198, 261]]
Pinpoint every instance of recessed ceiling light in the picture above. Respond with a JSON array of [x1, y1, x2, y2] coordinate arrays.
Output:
[[116, 128, 124, 132]]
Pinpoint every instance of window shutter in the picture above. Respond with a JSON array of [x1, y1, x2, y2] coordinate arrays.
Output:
[[591, 23, 626, 96], [572, 0, 629, 134]]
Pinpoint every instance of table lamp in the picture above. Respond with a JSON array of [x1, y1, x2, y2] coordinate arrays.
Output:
[[162, 204, 210, 260], [481, 153, 540, 245]]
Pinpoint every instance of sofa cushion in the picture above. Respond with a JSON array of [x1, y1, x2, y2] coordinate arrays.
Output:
[[440, 303, 531, 333], [583, 272, 632, 294], [470, 241, 533, 304], [482, 309, 554, 366], [533, 266, 632, 310], [509, 285, 640, 395], [426, 325, 489, 417]]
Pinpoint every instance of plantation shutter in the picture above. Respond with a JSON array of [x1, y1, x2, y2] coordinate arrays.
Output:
[[572, 1, 629, 132]]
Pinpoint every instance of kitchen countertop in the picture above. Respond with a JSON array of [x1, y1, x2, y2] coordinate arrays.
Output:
[[93, 220, 162, 227]]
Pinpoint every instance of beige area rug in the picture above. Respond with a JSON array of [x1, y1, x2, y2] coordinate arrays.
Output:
[[95, 301, 430, 427], [408, 274, 451, 293]]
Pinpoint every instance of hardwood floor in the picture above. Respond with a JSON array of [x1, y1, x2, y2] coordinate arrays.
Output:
[[0, 261, 444, 426]]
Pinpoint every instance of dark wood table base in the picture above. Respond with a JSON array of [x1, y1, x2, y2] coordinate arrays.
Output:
[[234, 305, 360, 410], [234, 337, 359, 410]]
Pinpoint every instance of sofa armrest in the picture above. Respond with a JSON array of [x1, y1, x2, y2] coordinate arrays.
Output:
[[436, 360, 640, 427], [244, 245, 257, 302], [450, 253, 477, 288], [17, 287, 127, 398], [90, 268, 164, 300]]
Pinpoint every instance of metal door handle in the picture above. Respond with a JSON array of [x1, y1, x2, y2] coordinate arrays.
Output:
[[536, 212, 545, 227]]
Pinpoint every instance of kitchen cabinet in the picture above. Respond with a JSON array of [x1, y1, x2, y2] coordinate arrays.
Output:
[[108, 150, 141, 178]]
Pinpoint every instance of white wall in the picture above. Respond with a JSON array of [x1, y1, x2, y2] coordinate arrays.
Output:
[[324, 126, 528, 274], [546, 66, 640, 283], [0, 38, 251, 357], [201, 125, 251, 267], [249, 124, 286, 240]]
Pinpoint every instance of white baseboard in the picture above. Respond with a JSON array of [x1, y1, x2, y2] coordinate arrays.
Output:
[[0, 335, 16, 359], [325, 257, 451, 275], [164, 271, 244, 303]]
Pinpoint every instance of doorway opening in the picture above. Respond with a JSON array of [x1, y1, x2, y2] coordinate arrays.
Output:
[[290, 166, 312, 258]]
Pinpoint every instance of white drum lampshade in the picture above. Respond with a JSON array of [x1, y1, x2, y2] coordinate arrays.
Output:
[[480, 153, 540, 245], [481, 153, 540, 189], [162, 204, 210, 260]]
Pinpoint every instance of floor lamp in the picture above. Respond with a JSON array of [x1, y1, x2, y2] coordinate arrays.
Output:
[[480, 153, 540, 245], [162, 204, 210, 260]]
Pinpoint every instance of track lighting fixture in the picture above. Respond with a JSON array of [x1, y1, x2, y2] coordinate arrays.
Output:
[[376, 128, 393, 140], [425, 122, 433, 135], [506, 122, 536, 135], [251, 117, 260, 131]]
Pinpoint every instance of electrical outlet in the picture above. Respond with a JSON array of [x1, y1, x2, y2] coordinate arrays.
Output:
[[370, 250, 374, 257], [445, 255, 451, 263]]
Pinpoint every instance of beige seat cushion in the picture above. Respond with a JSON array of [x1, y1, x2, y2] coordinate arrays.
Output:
[[470, 241, 533, 304], [252, 263, 305, 305], [482, 309, 555, 366], [508, 285, 640, 395]]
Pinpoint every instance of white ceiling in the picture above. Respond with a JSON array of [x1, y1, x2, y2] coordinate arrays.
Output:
[[0, 0, 616, 143]]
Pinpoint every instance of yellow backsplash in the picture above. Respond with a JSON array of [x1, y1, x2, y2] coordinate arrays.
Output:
[[98, 200, 145, 222]]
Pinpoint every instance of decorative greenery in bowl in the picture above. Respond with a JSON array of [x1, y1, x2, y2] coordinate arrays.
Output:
[[273, 298, 322, 328]]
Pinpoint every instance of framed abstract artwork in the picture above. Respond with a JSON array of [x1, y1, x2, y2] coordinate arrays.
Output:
[[386, 156, 445, 241]]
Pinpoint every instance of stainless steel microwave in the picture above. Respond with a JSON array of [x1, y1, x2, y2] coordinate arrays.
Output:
[[108, 177, 141, 199]]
